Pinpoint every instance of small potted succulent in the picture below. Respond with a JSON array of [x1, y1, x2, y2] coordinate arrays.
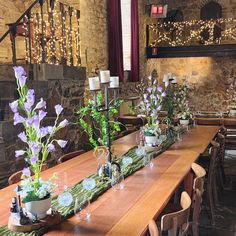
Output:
[[9, 66, 68, 219]]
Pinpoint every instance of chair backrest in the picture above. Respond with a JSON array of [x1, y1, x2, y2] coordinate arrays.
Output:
[[190, 163, 206, 236], [191, 163, 206, 195], [8, 163, 49, 185], [148, 219, 160, 236], [57, 150, 86, 164], [161, 191, 191, 236]]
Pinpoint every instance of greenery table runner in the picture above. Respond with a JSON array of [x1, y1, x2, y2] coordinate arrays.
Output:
[[0, 129, 180, 236]]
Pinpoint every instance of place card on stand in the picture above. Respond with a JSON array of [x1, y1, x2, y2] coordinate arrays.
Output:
[[100, 70, 110, 84], [110, 76, 119, 88], [88, 77, 100, 90]]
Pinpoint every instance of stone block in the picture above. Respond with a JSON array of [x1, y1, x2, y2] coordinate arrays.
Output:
[[63, 66, 86, 80], [34, 63, 64, 81], [0, 138, 6, 162], [0, 120, 17, 143]]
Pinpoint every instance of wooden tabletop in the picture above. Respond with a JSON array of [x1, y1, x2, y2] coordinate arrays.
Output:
[[0, 126, 219, 236]]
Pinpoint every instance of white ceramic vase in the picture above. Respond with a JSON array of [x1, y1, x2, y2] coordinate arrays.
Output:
[[179, 119, 189, 126], [25, 196, 51, 219], [145, 135, 158, 146]]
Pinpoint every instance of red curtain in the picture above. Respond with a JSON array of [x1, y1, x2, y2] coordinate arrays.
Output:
[[130, 0, 139, 82], [107, 0, 124, 82]]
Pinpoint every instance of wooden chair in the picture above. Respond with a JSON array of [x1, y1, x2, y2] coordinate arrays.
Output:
[[149, 191, 191, 236], [117, 116, 147, 131], [189, 163, 206, 236], [8, 163, 49, 185], [206, 141, 220, 225], [57, 150, 86, 164], [148, 219, 160, 236]]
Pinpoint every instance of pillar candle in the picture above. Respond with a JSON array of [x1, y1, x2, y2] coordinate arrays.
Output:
[[110, 76, 119, 88], [163, 74, 168, 82], [88, 77, 100, 90], [100, 70, 110, 83], [171, 76, 177, 84]]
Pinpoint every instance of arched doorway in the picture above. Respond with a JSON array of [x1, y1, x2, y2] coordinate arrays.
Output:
[[200, 1, 222, 44]]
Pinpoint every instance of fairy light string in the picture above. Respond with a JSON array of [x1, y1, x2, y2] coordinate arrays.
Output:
[[21, 0, 80, 66], [149, 18, 236, 47]]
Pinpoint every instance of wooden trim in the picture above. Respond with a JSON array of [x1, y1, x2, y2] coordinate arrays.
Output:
[[146, 44, 236, 58]]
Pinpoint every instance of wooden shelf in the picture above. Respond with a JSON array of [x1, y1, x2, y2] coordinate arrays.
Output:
[[146, 44, 236, 58]]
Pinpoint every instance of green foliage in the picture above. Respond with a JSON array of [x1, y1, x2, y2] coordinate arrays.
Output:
[[75, 92, 123, 148]]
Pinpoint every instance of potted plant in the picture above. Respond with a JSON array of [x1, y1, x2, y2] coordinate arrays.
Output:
[[75, 91, 123, 177], [176, 83, 192, 125], [143, 124, 162, 146], [228, 91, 236, 116], [137, 76, 166, 145], [9, 66, 68, 219]]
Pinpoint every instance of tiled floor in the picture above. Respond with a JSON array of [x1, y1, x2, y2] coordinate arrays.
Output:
[[200, 152, 236, 236]]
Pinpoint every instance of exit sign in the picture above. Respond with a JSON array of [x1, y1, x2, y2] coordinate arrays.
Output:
[[151, 4, 168, 18]]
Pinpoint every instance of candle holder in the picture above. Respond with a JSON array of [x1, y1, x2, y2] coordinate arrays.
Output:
[[89, 71, 120, 164]]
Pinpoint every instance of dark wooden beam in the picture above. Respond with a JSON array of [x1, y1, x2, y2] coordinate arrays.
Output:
[[146, 44, 236, 58]]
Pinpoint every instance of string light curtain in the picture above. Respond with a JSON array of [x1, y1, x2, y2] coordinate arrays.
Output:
[[130, 0, 139, 82], [107, 0, 124, 82]]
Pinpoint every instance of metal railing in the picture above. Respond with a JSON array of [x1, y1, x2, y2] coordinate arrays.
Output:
[[0, 0, 81, 69], [147, 18, 236, 47]]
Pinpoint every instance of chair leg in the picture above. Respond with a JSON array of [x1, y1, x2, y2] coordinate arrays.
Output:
[[212, 170, 219, 206], [192, 223, 199, 236], [207, 177, 215, 225]]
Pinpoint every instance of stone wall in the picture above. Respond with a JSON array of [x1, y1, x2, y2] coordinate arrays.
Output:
[[80, 0, 108, 76], [0, 65, 87, 188], [140, 0, 236, 111]]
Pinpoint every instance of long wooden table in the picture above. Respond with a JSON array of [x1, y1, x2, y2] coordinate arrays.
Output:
[[0, 126, 219, 235]]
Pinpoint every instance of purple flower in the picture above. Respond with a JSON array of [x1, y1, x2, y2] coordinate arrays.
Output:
[[26, 115, 39, 128], [13, 113, 25, 125], [24, 102, 33, 113], [157, 105, 162, 111], [15, 150, 26, 158], [18, 131, 27, 143], [31, 156, 38, 165], [19, 76, 27, 87], [150, 94, 155, 100], [55, 104, 63, 116], [39, 110, 47, 121], [151, 110, 157, 116], [46, 126, 54, 134], [157, 86, 163, 92], [9, 100, 18, 113], [48, 143, 55, 153], [40, 127, 49, 138], [13, 66, 26, 80], [26, 89, 35, 107], [161, 92, 167, 97], [30, 142, 40, 154], [59, 119, 69, 128], [147, 87, 152, 93], [35, 98, 46, 110], [56, 140, 67, 148], [22, 167, 31, 177]]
